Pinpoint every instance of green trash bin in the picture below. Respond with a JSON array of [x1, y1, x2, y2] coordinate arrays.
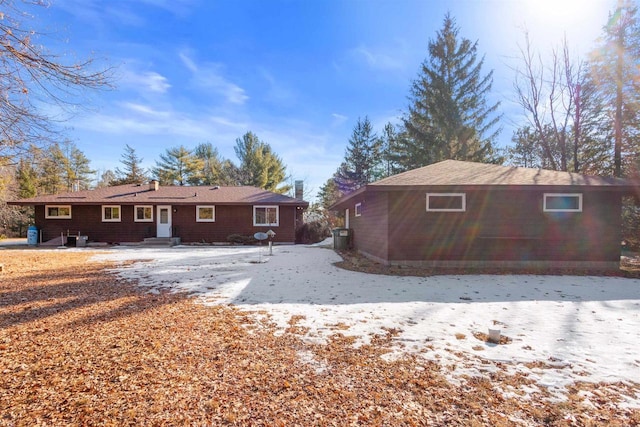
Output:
[[332, 228, 351, 250]]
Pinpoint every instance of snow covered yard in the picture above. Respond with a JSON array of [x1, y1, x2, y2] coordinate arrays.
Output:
[[95, 242, 640, 408]]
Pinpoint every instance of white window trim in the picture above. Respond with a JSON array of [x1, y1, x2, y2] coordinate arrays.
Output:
[[543, 193, 583, 212], [45, 205, 72, 219], [253, 205, 279, 227], [426, 193, 466, 212], [196, 205, 216, 222], [102, 205, 121, 222], [355, 202, 362, 217], [134, 205, 154, 222]]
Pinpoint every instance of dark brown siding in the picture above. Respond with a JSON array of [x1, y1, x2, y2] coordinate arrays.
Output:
[[35, 205, 155, 243], [382, 188, 623, 263], [174, 205, 298, 243], [349, 192, 388, 261], [35, 204, 299, 244]]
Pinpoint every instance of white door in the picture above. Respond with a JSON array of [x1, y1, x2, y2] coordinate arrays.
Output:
[[157, 205, 172, 237]]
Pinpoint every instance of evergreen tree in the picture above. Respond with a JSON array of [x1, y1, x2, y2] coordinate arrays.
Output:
[[380, 122, 401, 177], [65, 142, 95, 190], [194, 142, 224, 185], [152, 145, 203, 186], [400, 13, 502, 168], [234, 132, 289, 193], [588, 0, 640, 177], [38, 144, 67, 194], [334, 117, 383, 193], [113, 144, 148, 185], [507, 127, 544, 169]]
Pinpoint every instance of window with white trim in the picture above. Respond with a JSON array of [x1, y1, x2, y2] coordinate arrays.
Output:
[[543, 193, 582, 212], [134, 205, 153, 222], [253, 206, 279, 226], [45, 205, 72, 219], [102, 205, 121, 222], [196, 205, 215, 222], [355, 202, 362, 217], [426, 193, 466, 212]]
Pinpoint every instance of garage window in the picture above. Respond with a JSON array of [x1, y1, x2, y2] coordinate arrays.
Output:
[[544, 193, 582, 212], [426, 193, 466, 212]]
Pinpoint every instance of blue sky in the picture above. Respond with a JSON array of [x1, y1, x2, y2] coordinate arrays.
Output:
[[35, 0, 616, 200]]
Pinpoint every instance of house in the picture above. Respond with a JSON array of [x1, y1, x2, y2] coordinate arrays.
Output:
[[330, 160, 638, 270], [9, 181, 308, 245]]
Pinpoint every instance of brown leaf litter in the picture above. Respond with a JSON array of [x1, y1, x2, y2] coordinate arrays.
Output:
[[0, 250, 638, 426]]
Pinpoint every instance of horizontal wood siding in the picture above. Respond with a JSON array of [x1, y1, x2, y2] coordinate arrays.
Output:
[[349, 192, 388, 261], [387, 189, 622, 262], [35, 204, 299, 244], [35, 205, 154, 243], [175, 205, 297, 243]]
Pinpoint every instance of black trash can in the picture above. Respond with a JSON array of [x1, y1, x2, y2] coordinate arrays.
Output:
[[66, 236, 77, 247], [332, 228, 351, 250]]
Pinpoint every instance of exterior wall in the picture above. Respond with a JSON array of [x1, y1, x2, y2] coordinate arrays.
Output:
[[384, 188, 623, 264], [35, 204, 300, 244], [35, 205, 155, 243], [347, 192, 389, 262], [174, 205, 298, 243]]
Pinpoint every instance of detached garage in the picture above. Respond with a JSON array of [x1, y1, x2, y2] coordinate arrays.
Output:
[[330, 160, 638, 270]]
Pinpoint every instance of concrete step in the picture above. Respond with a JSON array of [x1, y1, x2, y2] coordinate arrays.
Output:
[[142, 237, 181, 247]]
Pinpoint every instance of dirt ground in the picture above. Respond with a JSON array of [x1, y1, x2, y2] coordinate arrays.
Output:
[[334, 249, 640, 278], [1, 250, 639, 426]]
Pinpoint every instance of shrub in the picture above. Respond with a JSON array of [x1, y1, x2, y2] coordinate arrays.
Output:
[[226, 234, 258, 245], [296, 221, 331, 244]]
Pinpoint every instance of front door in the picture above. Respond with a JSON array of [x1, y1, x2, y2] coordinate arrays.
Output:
[[157, 205, 172, 237]]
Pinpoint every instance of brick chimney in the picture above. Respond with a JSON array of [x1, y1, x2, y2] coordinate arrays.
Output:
[[149, 180, 159, 191]]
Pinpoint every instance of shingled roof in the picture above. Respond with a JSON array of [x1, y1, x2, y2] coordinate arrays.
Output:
[[9, 183, 308, 207], [373, 160, 632, 187], [331, 160, 637, 208]]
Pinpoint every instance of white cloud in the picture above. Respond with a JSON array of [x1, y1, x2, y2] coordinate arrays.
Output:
[[119, 69, 171, 94], [331, 113, 348, 127], [178, 50, 249, 105], [351, 45, 404, 71]]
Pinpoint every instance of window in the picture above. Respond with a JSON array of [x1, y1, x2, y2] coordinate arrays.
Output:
[[45, 205, 72, 219], [253, 206, 279, 226], [102, 205, 121, 222], [355, 202, 362, 217], [196, 205, 215, 222], [426, 193, 466, 212], [135, 205, 153, 222], [544, 193, 582, 212]]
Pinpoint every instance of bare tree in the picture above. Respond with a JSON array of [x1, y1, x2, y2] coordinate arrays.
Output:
[[0, 0, 111, 160], [513, 33, 584, 171]]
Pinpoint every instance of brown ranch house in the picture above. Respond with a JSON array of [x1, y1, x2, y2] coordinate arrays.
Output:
[[9, 181, 308, 245], [330, 160, 638, 270]]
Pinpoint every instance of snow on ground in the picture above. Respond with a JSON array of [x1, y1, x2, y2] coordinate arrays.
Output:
[[92, 242, 640, 405]]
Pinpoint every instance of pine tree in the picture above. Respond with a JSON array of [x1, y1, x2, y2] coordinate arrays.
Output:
[[588, 0, 640, 177], [194, 142, 224, 185], [400, 13, 502, 168], [234, 132, 289, 193], [152, 145, 203, 186], [66, 143, 95, 190], [39, 144, 67, 194], [334, 117, 383, 193], [113, 144, 148, 185]]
